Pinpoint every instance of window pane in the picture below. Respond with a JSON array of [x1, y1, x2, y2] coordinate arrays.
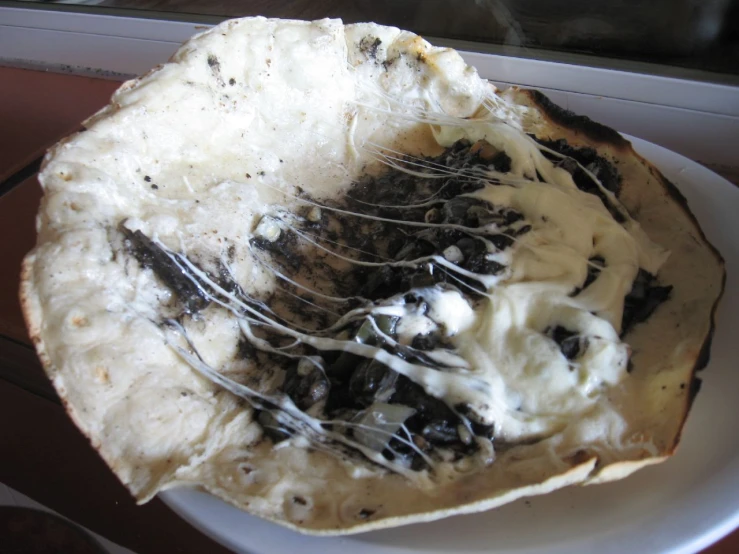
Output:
[[12, 0, 739, 77]]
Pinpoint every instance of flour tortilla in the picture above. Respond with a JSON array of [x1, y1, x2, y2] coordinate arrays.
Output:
[[20, 17, 724, 534]]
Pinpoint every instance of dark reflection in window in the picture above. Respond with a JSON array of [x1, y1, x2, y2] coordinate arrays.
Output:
[[20, 0, 739, 75]]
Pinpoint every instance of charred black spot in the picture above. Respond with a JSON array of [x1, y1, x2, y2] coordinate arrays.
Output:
[[382, 53, 399, 70], [358, 508, 375, 519], [689, 377, 702, 406], [527, 90, 628, 148], [694, 319, 715, 372]]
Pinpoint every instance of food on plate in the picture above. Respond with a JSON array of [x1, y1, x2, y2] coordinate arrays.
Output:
[[20, 17, 725, 534]]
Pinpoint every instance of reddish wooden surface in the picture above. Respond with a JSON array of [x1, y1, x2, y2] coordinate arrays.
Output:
[[0, 67, 120, 183], [0, 64, 737, 554], [0, 380, 235, 554], [0, 66, 236, 554], [0, 177, 42, 343]]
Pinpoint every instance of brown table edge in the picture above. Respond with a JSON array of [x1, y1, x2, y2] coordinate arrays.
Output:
[[0, 333, 57, 403]]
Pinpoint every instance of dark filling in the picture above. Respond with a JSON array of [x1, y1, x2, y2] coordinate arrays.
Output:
[[312, 310, 481, 469], [345, 142, 523, 298], [256, 409, 293, 443], [571, 256, 671, 335], [571, 255, 605, 296], [621, 269, 673, 335], [582, 255, 605, 290], [245, 140, 518, 467], [122, 137, 672, 472], [251, 228, 304, 272], [282, 363, 330, 411], [120, 224, 210, 314], [546, 325, 588, 360], [535, 137, 626, 223]]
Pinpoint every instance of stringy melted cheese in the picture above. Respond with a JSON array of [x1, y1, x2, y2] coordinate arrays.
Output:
[[345, 124, 671, 443], [232, 107, 672, 466]]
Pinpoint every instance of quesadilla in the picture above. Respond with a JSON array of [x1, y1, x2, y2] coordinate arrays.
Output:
[[20, 17, 724, 534]]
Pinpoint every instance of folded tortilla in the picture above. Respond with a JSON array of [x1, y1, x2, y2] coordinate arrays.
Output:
[[20, 18, 724, 534]]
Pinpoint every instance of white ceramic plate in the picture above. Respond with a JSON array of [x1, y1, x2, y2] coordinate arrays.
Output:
[[160, 135, 739, 554]]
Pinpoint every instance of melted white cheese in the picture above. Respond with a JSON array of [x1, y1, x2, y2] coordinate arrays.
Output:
[[424, 289, 476, 336], [356, 121, 669, 442]]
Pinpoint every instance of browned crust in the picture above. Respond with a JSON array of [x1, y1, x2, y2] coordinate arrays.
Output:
[[520, 87, 727, 456], [522, 89, 630, 149], [523, 86, 725, 269], [624, 158, 725, 454], [669, 281, 725, 453], [20, 258, 48, 364]]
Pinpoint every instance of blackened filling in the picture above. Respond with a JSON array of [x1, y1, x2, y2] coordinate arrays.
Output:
[[571, 255, 605, 297], [582, 255, 605, 290], [536, 137, 626, 223], [622, 269, 673, 335], [120, 224, 210, 314], [122, 137, 671, 473], [546, 325, 589, 361], [346, 143, 524, 298]]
